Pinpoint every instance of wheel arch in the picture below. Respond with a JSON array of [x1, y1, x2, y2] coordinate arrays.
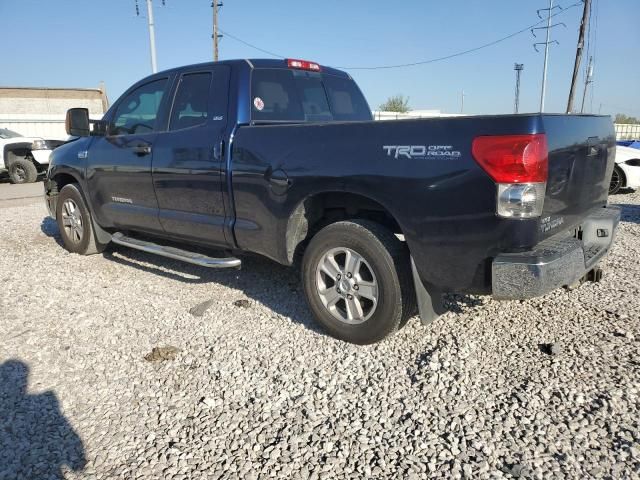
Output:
[[49, 172, 111, 245], [284, 190, 405, 264], [3, 142, 34, 166]]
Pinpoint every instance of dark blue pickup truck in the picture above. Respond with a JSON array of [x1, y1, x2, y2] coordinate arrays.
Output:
[[45, 58, 620, 344]]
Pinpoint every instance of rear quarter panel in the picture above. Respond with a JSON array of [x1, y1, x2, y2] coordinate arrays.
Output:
[[232, 115, 548, 293]]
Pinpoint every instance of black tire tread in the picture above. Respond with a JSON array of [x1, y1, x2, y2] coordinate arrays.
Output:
[[56, 184, 105, 255], [9, 158, 38, 184], [609, 165, 626, 195], [302, 219, 416, 344]]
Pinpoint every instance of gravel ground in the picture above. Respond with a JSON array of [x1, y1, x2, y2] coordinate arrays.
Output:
[[1, 191, 639, 479]]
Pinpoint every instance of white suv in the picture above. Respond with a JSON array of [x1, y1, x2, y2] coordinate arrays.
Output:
[[0, 128, 64, 184]]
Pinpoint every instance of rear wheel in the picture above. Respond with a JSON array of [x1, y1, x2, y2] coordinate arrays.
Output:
[[302, 219, 415, 344], [56, 184, 106, 255], [8, 158, 38, 184], [609, 165, 625, 195]]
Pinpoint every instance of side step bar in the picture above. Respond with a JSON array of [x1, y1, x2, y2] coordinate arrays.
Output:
[[111, 232, 241, 269]]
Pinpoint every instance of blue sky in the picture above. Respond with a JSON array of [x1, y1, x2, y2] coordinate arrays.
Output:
[[1, 0, 638, 117]]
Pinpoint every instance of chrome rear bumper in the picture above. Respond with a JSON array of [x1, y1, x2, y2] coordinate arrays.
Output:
[[492, 206, 621, 300]]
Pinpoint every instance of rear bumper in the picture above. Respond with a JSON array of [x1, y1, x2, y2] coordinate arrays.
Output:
[[492, 206, 621, 300]]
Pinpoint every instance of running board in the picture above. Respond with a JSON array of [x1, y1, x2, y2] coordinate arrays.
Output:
[[111, 232, 241, 269]]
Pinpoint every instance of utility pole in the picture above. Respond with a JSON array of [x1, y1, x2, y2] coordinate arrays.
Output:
[[514, 63, 524, 114], [146, 0, 158, 73], [532, 0, 564, 112], [212, 1, 223, 61], [580, 55, 594, 113], [460, 90, 466, 114], [567, 0, 591, 113]]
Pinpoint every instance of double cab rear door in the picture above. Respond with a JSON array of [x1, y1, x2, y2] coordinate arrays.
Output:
[[85, 65, 231, 247]]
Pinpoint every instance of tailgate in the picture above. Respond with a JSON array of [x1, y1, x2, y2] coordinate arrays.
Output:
[[539, 114, 615, 239]]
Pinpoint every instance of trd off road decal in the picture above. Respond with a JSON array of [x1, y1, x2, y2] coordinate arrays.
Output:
[[383, 145, 462, 159]]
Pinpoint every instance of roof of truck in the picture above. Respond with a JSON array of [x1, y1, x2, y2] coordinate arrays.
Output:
[[155, 59, 350, 79]]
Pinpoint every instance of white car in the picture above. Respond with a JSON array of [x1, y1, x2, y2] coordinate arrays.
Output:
[[0, 128, 64, 184], [610, 145, 640, 194]]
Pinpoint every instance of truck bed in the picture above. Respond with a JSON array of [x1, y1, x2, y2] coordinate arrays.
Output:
[[231, 113, 616, 294]]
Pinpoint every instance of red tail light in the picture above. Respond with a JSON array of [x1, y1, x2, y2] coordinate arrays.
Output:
[[471, 134, 548, 183], [287, 58, 321, 72]]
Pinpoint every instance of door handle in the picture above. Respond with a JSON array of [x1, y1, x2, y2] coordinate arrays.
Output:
[[132, 144, 152, 156]]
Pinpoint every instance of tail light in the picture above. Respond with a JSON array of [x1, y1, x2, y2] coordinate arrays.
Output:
[[287, 58, 321, 72], [472, 134, 548, 218]]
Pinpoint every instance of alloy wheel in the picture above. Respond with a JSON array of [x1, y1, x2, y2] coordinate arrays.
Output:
[[61, 199, 84, 244], [315, 247, 379, 324]]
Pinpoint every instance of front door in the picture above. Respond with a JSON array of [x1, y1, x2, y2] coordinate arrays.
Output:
[[152, 66, 231, 246], [86, 77, 170, 233]]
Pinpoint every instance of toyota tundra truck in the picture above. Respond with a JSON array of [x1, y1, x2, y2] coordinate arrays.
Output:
[[44, 58, 620, 344]]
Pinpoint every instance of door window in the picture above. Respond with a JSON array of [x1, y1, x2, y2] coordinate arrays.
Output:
[[110, 78, 168, 136], [169, 73, 212, 131]]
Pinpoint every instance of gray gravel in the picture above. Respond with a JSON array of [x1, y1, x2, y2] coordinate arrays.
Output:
[[1, 190, 639, 479]]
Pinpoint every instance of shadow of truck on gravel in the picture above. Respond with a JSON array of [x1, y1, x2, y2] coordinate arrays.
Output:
[[40, 216, 325, 335], [0, 360, 86, 479], [40, 216, 484, 336]]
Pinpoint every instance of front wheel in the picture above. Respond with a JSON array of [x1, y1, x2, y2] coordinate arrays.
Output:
[[8, 158, 38, 184], [301, 220, 415, 344], [56, 184, 106, 255]]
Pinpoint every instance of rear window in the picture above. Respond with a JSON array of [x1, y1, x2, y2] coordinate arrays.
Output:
[[251, 69, 371, 123]]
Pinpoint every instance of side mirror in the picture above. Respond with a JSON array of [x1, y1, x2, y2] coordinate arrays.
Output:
[[65, 108, 90, 136]]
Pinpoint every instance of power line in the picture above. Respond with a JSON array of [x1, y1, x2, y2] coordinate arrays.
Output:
[[338, 2, 581, 70], [219, 29, 286, 59], [220, 3, 582, 70]]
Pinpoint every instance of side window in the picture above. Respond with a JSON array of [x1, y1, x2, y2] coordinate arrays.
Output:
[[322, 74, 372, 121], [110, 78, 167, 136], [169, 72, 212, 131]]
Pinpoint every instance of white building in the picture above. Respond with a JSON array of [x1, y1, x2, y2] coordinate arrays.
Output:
[[0, 85, 108, 140]]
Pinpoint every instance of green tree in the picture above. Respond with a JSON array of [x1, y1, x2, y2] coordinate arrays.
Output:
[[379, 95, 411, 113], [614, 113, 640, 124]]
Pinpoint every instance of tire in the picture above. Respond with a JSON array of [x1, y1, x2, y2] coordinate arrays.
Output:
[[8, 158, 38, 184], [301, 219, 416, 344], [56, 183, 106, 255], [609, 165, 625, 195]]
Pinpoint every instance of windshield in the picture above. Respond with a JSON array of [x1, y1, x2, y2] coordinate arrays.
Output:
[[251, 69, 372, 123], [0, 128, 23, 139]]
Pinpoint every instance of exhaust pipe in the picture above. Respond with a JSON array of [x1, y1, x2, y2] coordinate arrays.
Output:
[[565, 267, 603, 290], [586, 267, 603, 283]]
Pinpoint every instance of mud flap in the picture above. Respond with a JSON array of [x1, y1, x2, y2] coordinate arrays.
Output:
[[410, 257, 446, 326]]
